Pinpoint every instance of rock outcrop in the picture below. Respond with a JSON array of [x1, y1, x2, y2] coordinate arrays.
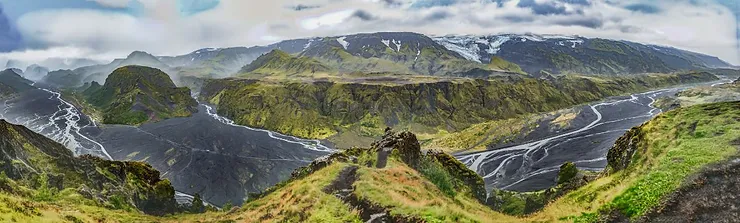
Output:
[[82, 65, 197, 125], [0, 119, 181, 216], [607, 127, 645, 172]]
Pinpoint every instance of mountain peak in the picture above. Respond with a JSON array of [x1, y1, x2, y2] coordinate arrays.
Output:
[[127, 50, 156, 59], [86, 65, 197, 125], [240, 49, 331, 76]]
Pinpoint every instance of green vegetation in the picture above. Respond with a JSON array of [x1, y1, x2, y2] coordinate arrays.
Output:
[[0, 101, 737, 222], [587, 39, 627, 54], [301, 35, 487, 76], [586, 101, 739, 219], [0, 119, 183, 219], [557, 162, 578, 184], [201, 71, 717, 149], [487, 56, 526, 74], [239, 50, 333, 78], [81, 65, 197, 125]]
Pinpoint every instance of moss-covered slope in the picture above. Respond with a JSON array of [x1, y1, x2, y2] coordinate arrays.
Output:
[[300, 33, 491, 76], [238, 49, 332, 78], [0, 119, 181, 217], [487, 56, 526, 75], [83, 65, 197, 125], [201, 71, 717, 145]]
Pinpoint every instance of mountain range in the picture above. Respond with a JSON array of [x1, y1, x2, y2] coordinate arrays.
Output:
[[169, 32, 734, 78], [20, 32, 735, 90]]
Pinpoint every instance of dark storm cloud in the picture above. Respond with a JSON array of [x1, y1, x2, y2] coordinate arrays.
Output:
[[517, 0, 568, 15], [624, 3, 661, 14], [410, 0, 456, 9], [558, 0, 591, 6], [423, 10, 452, 21], [554, 17, 604, 28], [352, 10, 377, 21], [0, 4, 22, 52], [289, 4, 321, 11], [500, 15, 535, 23]]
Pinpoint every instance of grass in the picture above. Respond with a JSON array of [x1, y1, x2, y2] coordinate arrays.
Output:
[[425, 114, 537, 152], [353, 158, 519, 223], [526, 101, 740, 222], [192, 162, 363, 223]]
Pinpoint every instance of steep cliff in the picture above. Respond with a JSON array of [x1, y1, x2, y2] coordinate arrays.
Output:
[[0, 119, 181, 217], [82, 65, 197, 125], [200, 71, 717, 146]]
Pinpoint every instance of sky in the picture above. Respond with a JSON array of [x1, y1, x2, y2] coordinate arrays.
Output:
[[0, 0, 738, 68]]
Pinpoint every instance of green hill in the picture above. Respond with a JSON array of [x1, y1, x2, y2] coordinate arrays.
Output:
[[238, 50, 332, 78], [82, 65, 197, 125], [487, 56, 525, 74], [0, 119, 181, 220], [200, 71, 717, 147]]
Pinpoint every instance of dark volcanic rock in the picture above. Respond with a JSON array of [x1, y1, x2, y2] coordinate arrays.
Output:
[[607, 126, 645, 172], [639, 158, 740, 223], [372, 128, 422, 168]]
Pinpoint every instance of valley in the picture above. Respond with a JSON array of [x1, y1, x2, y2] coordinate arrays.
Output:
[[457, 81, 725, 192], [0, 85, 333, 206], [0, 27, 738, 222]]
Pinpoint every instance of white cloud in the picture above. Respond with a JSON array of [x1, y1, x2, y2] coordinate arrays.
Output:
[[2, 0, 738, 66]]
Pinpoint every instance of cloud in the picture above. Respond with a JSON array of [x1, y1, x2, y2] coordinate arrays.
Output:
[[177, 0, 220, 16], [0, 4, 22, 52], [289, 4, 322, 11], [87, 0, 132, 8], [624, 3, 662, 14], [1, 0, 738, 67]]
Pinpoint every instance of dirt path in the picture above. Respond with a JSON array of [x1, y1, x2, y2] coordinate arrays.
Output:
[[323, 166, 423, 223]]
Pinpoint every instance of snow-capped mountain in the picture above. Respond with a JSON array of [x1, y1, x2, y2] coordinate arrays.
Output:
[[433, 33, 732, 75]]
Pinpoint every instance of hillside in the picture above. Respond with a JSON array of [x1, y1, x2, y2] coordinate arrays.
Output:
[[0, 101, 737, 221], [156, 32, 733, 79], [434, 34, 733, 76], [0, 119, 182, 220], [200, 71, 717, 148], [238, 50, 332, 78], [42, 51, 173, 88], [82, 65, 197, 125], [23, 64, 49, 81], [0, 69, 34, 94]]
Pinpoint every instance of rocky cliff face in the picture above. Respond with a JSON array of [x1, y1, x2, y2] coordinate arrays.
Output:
[[82, 65, 197, 125], [0, 119, 180, 216], [200, 72, 717, 142]]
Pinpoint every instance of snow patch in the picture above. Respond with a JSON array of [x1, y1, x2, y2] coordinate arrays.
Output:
[[487, 36, 510, 54], [566, 40, 584, 48], [432, 35, 484, 62], [381, 39, 392, 50], [336, 37, 349, 50], [415, 44, 421, 61], [303, 38, 316, 52], [392, 39, 402, 52]]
